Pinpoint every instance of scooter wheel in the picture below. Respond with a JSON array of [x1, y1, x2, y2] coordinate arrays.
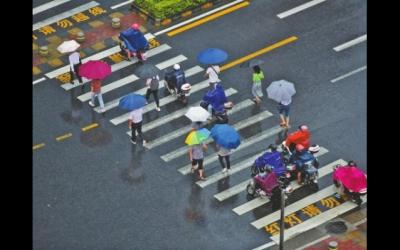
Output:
[[246, 184, 255, 196]]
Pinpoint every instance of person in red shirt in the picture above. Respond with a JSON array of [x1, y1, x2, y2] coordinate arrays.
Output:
[[284, 125, 310, 152], [89, 79, 105, 113]]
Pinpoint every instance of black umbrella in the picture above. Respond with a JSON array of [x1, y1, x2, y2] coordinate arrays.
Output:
[[239, 58, 265, 68], [134, 63, 162, 79]]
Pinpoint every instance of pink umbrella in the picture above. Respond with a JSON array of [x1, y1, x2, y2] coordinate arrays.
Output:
[[333, 166, 367, 192], [79, 60, 112, 80]]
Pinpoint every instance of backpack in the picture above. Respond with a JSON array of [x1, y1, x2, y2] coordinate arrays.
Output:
[[149, 77, 159, 90]]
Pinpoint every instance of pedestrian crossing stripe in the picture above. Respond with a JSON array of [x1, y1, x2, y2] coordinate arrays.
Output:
[[178, 125, 283, 175], [110, 79, 211, 125], [269, 197, 366, 244], [62, 44, 171, 91], [159, 99, 260, 157], [127, 88, 238, 138], [95, 65, 204, 113]]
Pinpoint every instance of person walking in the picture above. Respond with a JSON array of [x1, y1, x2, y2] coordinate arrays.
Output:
[[128, 107, 146, 145], [189, 143, 208, 180], [251, 65, 264, 105], [69, 50, 83, 85], [145, 75, 161, 111], [278, 98, 291, 128], [216, 143, 231, 173], [88, 79, 105, 113], [204, 64, 220, 89]]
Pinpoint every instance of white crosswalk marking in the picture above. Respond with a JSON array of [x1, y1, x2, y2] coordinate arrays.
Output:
[[77, 75, 139, 102], [46, 34, 158, 80], [270, 198, 366, 244], [232, 154, 338, 216], [127, 88, 238, 136], [62, 44, 171, 91], [94, 66, 203, 113], [178, 126, 283, 175], [159, 100, 262, 158], [33, 1, 99, 31], [110, 79, 210, 125], [33, 0, 71, 15], [140, 89, 240, 149], [251, 185, 337, 229], [111, 0, 134, 9]]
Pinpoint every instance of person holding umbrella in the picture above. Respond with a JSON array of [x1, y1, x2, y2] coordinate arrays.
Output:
[[57, 40, 83, 86], [88, 79, 105, 113], [266, 79, 296, 128], [186, 128, 210, 180], [197, 48, 228, 89], [251, 65, 264, 105], [119, 94, 148, 145], [210, 124, 241, 173]]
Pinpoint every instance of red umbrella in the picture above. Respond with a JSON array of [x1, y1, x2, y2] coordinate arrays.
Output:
[[79, 60, 112, 80]]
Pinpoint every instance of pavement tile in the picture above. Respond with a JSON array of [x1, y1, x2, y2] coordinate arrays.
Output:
[[33, 66, 41, 75], [104, 37, 118, 47], [109, 12, 124, 19], [46, 35, 62, 44], [47, 58, 64, 67], [68, 27, 83, 36], [88, 20, 105, 28], [91, 41, 106, 51]]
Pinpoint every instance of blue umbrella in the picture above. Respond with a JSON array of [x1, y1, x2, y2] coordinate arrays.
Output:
[[197, 48, 228, 65], [210, 124, 241, 149], [119, 93, 146, 111]]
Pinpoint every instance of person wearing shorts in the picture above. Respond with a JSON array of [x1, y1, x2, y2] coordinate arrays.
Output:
[[278, 98, 291, 128], [189, 143, 208, 180], [251, 65, 264, 105]]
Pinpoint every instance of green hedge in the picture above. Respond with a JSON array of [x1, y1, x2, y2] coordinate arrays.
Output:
[[134, 0, 208, 19]]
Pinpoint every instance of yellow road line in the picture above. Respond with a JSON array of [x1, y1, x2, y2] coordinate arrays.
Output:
[[33, 143, 45, 150], [167, 1, 250, 37], [81, 123, 99, 132], [56, 133, 72, 141], [221, 36, 298, 71]]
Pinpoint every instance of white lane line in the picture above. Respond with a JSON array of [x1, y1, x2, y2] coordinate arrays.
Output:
[[251, 185, 337, 229], [110, 79, 210, 125], [154, 0, 245, 36], [232, 150, 334, 216], [141, 89, 240, 149], [111, 0, 134, 9], [33, 77, 46, 85], [277, 0, 327, 19], [270, 198, 367, 244], [96, 66, 203, 113], [46, 33, 156, 79], [61, 43, 169, 91], [330, 66, 366, 83], [252, 241, 277, 250], [33, 0, 71, 15], [178, 126, 283, 175], [333, 35, 367, 52], [77, 75, 139, 102], [165, 109, 272, 162], [214, 180, 249, 201], [293, 235, 331, 250], [33, 1, 99, 31]]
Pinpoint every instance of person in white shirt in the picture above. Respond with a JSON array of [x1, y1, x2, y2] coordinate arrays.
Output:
[[128, 108, 146, 145], [204, 64, 220, 89], [69, 51, 83, 84]]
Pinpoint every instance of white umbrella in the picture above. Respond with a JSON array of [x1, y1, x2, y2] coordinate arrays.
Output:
[[57, 40, 80, 53], [266, 79, 296, 103], [185, 106, 210, 122]]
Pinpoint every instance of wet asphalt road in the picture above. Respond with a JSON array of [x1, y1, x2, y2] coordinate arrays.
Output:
[[33, 0, 366, 249]]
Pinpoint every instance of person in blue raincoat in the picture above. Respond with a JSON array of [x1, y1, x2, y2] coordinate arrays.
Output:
[[254, 144, 286, 177], [201, 83, 227, 115], [119, 23, 149, 61]]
